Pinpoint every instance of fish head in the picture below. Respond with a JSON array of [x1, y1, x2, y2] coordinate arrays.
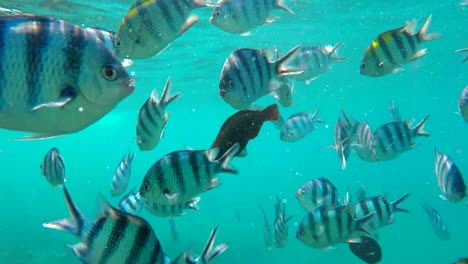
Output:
[[219, 69, 247, 109], [360, 45, 393, 77], [295, 215, 322, 248], [139, 177, 163, 203], [209, 3, 242, 34]]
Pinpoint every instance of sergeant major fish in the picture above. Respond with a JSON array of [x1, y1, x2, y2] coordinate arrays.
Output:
[[136, 77, 181, 151], [353, 122, 379, 163], [273, 195, 292, 248], [434, 148, 467, 203], [0, 15, 134, 139], [295, 178, 339, 212], [40, 147, 66, 187], [260, 204, 272, 247], [118, 188, 144, 215], [111, 151, 135, 197], [324, 118, 351, 170], [360, 14, 441, 77], [139, 144, 239, 205], [280, 107, 324, 142], [422, 201, 450, 240]]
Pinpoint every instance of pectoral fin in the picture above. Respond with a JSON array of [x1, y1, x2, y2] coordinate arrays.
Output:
[[31, 97, 73, 111]]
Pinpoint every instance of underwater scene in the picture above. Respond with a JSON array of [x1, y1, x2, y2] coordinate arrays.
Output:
[[0, 0, 467, 263]]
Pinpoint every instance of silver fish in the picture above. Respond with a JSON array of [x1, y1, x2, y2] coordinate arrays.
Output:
[[40, 147, 66, 187], [260, 204, 272, 247], [422, 201, 450, 240], [434, 148, 467, 203], [136, 77, 181, 151], [111, 152, 135, 197], [458, 86, 468, 123], [0, 15, 134, 139], [353, 122, 379, 163], [118, 189, 143, 215], [295, 178, 339, 212], [143, 197, 201, 217], [273, 195, 292, 248], [280, 107, 324, 142]]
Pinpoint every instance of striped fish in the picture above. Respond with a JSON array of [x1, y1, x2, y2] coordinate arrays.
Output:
[[43, 186, 171, 264], [143, 197, 200, 217], [360, 14, 441, 77], [84, 27, 115, 52], [118, 189, 144, 216], [458, 86, 468, 123], [282, 43, 346, 84], [353, 122, 379, 163], [0, 15, 134, 139], [209, 0, 294, 34], [324, 118, 351, 170], [434, 148, 467, 203], [115, 0, 209, 59], [260, 204, 272, 247], [111, 152, 135, 197], [273, 195, 292, 248], [352, 193, 410, 231], [40, 147, 66, 187], [422, 201, 450, 240], [455, 48, 468, 63], [296, 205, 375, 249], [280, 107, 324, 142], [139, 144, 239, 205], [219, 46, 302, 110], [295, 178, 339, 212], [136, 77, 181, 151]]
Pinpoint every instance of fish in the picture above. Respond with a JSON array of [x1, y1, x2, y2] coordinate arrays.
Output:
[[136, 77, 181, 151], [348, 236, 382, 264], [458, 86, 468, 122], [40, 147, 66, 187], [455, 48, 468, 63], [352, 193, 410, 231], [324, 118, 351, 170], [139, 143, 239, 205], [209, 0, 294, 34], [0, 14, 134, 139], [422, 201, 450, 240], [169, 218, 178, 241], [114, 0, 209, 59], [43, 186, 171, 264], [210, 104, 279, 159], [111, 151, 135, 197], [260, 204, 273, 247], [360, 14, 441, 76], [353, 122, 379, 163], [340, 109, 361, 142], [143, 197, 201, 217], [282, 43, 346, 84], [296, 205, 375, 249], [219, 45, 302, 110], [280, 107, 324, 142], [388, 99, 401, 122], [118, 188, 144, 215], [434, 148, 467, 203], [273, 195, 293, 248], [455, 258, 468, 264], [84, 26, 116, 52], [295, 178, 339, 212]]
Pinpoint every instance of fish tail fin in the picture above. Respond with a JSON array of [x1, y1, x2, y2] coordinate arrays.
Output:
[[412, 115, 430, 137], [186, 197, 201, 210], [42, 186, 89, 239], [391, 193, 411, 213], [310, 107, 325, 123], [277, 45, 303, 76], [328, 42, 347, 61], [160, 77, 182, 107], [262, 103, 280, 121], [215, 143, 239, 174], [355, 212, 375, 236], [417, 14, 442, 42], [275, 0, 295, 15], [200, 226, 230, 263]]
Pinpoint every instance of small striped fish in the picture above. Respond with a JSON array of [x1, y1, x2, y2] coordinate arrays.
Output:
[[324, 118, 351, 170], [0, 15, 134, 139], [352, 193, 410, 231], [40, 147, 66, 187], [136, 77, 181, 151], [455, 48, 468, 63], [111, 152, 135, 197], [118, 189, 143, 216], [422, 201, 450, 240], [434, 148, 467, 203], [295, 178, 339, 212], [210, 0, 294, 34], [280, 107, 324, 142], [353, 122, 379, 163], [273, 196, 292, 248], [360, 14, 441, 77], [139, 144, 240, 205], [43, 186, 171, 264], [260, 204, 272, 247], [458, 86, 468, 123], [296, 205, 375, 249], [115, 0, 209, 59], [143, 197, 200, 217], [219, 46, 302, 110]]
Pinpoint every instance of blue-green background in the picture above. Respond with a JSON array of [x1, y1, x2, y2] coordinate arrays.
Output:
[[0, 0, 467, 263]]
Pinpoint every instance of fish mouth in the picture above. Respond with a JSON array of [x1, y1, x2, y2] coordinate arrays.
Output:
[[219, 89, 226, 97], [124, 78, 136, 95], [209, 16, 215, 24]]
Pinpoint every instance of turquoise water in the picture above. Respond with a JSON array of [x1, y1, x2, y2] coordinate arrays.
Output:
[[0, 0, 467, 263]]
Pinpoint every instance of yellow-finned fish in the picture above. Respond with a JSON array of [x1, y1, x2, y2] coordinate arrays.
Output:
[[360, 14, 441, 77]]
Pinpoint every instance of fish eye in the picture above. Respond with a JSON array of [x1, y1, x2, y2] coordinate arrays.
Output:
[[115, 40, 121, 47], [142, 182, 151, 192], [297, 228, 305, 236], [360, 63, 366, 69], [101, 65, 118, 81], [215, 11, 221, 16], [300, 189, 306, 195]]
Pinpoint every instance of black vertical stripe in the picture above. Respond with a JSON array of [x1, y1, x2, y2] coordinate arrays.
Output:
[[171, 152, 186, 194], [64, 24, 86, 90], [0, 18, 6, 109], [312, 181, 318, 206], [377, 35, 395, 65], [346, 209, 352, 237], [202, 154, 211, 181], [99, 218, 128, 263], [124, 224, 151, 264], [159, 0, 177, 33], [148, 235, 163, 264], [145, 100, 160, 126], [87, 217, 107, 250], [401, 123, 411, 148], [391, 31, 407, 60], [189, 151, 201, 187], [330, 186, 336, 205], [227, 56, 245, 94], [382, 125, 397, 153], [375, 130, 388, 154], [307, 213, 316, 241], [336, 209, 343, 240], [322, 180, 329, 203], [383, 199, 391, 221], [252, 53, 266, 97], [392, 123, 405, 150], [154, 161, 166, 194], [402, 32, 416, 54], [137, 4, 157, 38], [235, 50, 255, 97], [321, 207, 332, 244], [372, 198, 383, 224], [172, 0, 188, 25]]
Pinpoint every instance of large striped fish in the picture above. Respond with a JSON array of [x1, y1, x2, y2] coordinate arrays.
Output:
[[139, 144, 239, 205], [115, 0, 210, 59], [40, 147, 66, 187], [209, 0, 294, 34], [295, 178, 339, 212], [0, 15, 134, 139], [422, 201, 450, 240], [219, 46, 302, 110], [434, 148, 467, 203], [360, 14, 441, 77]]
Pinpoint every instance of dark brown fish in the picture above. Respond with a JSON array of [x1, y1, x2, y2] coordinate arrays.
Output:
[[211, 104, 279, 159], [349, 236, 382, 264]]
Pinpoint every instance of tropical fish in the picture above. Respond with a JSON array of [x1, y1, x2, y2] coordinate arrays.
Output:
[[209, 0, 294, 34], [280, 107, 324, 142], [0, 15, 134, 139], [458, 86, 468, 123], [118, 188, 144, 215], [295, 178, 339, 212], [114, 0, 209, 59], [111, 152, 135, 197], [422, 201, 450, 240], [143, 197, 201, 217], [84, 26, 116, 52], [40, 147, 66, 187], [434, 148, 467, 203], [210, 104, 279, 159], [260, 204, 273, 247], [273, 195, 292, 248], [139, 144, 239, 205], [360, 14, 441, 76], [136, 77, 181, 151], [325, 118, 351, 170], [353, 122, 379, 163]]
